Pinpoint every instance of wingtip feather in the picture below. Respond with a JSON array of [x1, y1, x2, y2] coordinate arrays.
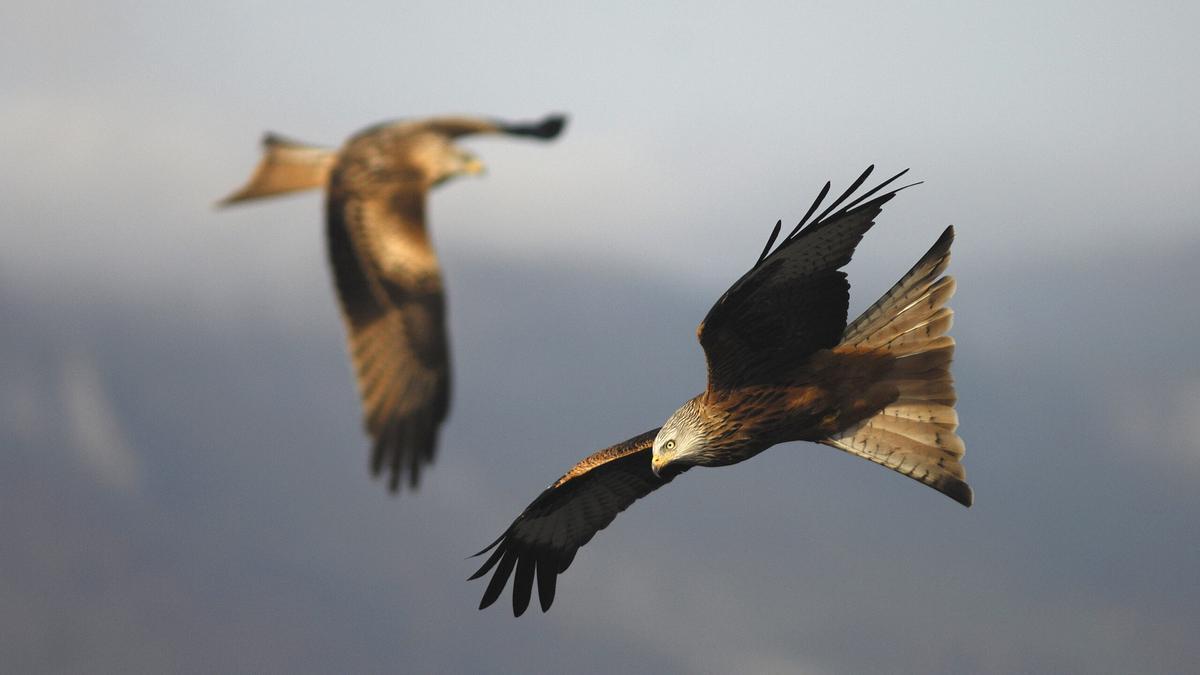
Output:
[[500, 114, 568, 139], [937, 475, 974, 507], [536, 558, 558, 612], [512, 556, 536, 616], [478, 549, 518, 610], [468, 540, 507, 581], [469, 531, 509, 560]]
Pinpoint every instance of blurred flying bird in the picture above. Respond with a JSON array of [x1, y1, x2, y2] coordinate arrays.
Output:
[[472, 166, 970, 615], [219, 114, 567, 492]]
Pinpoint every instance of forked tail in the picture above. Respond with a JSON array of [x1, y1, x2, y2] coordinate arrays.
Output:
[[217, 133, 337, 206], [823, 226, 972, 506]]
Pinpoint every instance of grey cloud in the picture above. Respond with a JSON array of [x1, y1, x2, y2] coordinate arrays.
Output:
[[60, 350, 142, 494], [4, 231, 1199, 673]]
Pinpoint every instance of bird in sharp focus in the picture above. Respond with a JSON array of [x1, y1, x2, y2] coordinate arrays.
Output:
[[471, 166, 970, 615], [218, 114, 567, 492]]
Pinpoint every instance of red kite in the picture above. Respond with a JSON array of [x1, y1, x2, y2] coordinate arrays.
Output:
[[219, 114, 566, 492], [472, 166, 968, 615]]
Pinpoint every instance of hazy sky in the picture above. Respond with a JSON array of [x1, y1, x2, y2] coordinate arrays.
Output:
[[3, 2, 1199, 673]]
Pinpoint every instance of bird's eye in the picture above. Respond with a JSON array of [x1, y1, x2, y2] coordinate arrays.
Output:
[[664, 439, 676, 450]]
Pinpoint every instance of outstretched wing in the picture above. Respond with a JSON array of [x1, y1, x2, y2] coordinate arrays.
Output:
[[470, 429, 689, 616], [698, 166, 916, 392], [355, 113, 568, 143], [326, 171, 450, 493], [421, 113, 567, 140]]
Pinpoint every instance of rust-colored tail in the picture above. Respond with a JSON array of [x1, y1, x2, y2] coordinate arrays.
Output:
[[824, 226, 971, 506], [216, 133, 337, 206]]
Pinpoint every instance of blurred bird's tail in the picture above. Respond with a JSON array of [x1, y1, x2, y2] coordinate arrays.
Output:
[[823, 226, 972, 506], [217, 133, 337, 206]]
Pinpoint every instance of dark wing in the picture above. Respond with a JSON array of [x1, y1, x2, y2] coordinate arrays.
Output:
[[326, 170, 450, 493], [355, 114, 568, 143], [470, 429, 689, 616], [420, 113, 567, 140], [698, 166, 917, 392]]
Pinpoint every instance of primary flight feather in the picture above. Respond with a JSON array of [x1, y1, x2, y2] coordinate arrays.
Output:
[[471, 166, 969, 615], [219, 113, 567, 492]]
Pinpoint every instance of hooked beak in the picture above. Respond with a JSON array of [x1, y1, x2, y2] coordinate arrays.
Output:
[[651, 454, 667, 478], [462, 157, 486, 176]]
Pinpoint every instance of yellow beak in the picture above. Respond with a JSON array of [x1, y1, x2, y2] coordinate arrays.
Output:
[[462, 157, 486, 176], [651, 454, 666, 478]]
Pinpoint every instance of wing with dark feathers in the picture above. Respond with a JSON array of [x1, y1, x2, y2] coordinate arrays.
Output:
[[326, 178, 450, 493], [418, 114, 568, 140], [469, 429, 688, 616], [698, 166, 918, 392]]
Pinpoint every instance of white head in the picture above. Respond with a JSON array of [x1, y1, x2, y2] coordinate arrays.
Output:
[[651, 398, 709, 477]]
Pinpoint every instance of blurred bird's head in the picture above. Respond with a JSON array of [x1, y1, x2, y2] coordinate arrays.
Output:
[[651, 398, 710, 477], [405, 134, 485, 188], [357, 130, 484, 190]]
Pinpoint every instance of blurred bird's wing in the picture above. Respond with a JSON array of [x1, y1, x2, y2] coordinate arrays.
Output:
[[414, 113, 568, 140], [469, 429, 688, 615], [697, 166, 916, 392], [356, 113, 568, 143], [326, 165, 450, 493]]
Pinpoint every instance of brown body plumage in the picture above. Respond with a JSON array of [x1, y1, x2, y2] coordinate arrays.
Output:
[[472, 166, 969, 616], [219, 114, 566, 492], [679, 345, 898, 467]]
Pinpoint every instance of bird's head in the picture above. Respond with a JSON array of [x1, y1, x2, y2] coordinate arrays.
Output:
[[651, 398, 709, 477], [405, 134, 486, 188]]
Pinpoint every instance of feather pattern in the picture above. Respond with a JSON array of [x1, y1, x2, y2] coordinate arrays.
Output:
[[472, 169, 972, 616], [219, 113, 567, 493], [825, 226, 971, 506], [217, 134, 336, 205], [698, 166, 918, 391], [326, 178, 450, 492], [469, 429, 688, 615]]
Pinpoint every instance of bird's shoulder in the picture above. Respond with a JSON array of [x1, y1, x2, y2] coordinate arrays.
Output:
[[550, 429, 658, 489]]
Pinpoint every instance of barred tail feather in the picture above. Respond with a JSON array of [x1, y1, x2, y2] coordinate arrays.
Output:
[[217, 133, 337, 206], [843, 226, 954, 347], [824, 226, 972, 506]]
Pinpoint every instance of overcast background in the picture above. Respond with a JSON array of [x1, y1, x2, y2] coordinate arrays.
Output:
[[4, 2, 1199, 673]]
